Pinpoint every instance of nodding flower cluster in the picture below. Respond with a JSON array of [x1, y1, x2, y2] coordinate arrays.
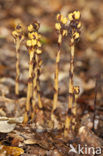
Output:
[[12, 24, 24, 42], [55, 14, 68, 43], [26, 22, 42, 54], [55, 11, 81, 44], [73, 86, 80, 95], [68, 11, 81, 43]]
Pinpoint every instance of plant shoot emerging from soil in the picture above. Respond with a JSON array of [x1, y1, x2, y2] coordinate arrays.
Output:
[[52, 13, 68, 123], [32, 23, 43, 121], [12, 25, 24, 96], [64, 11, 81, 137], [24, 22, 43, 123]]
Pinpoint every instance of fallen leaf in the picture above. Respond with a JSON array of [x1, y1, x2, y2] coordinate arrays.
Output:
[[0, 117, 23, 133], [0, 143, 24, 156], [0, 120, 16, 133]]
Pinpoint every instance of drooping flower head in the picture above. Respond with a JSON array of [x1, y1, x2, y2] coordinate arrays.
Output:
[[68, 11, 81, 43], [55, 11, 81, 44], [26, 21, 42, 54]]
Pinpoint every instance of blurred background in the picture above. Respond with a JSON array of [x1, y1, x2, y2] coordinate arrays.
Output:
[[0, 0, 103, 103]]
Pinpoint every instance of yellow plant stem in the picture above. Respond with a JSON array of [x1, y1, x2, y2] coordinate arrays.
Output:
[[31, 54, 42, 121], [31, 54, 37, 120], [15, 38, 20, 96], [64, 39, 75, 136], [72, 94, 78, 130], [36, 54, 42, 109], [24, 49, 34, 123], [72, 94, 77, 116], [51, 34, 62, 123], [53, 50, 60, 110], [52, 34, 62, 116]]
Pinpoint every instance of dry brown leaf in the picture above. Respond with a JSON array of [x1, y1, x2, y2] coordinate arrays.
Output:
[[0, 143, 24, 156]]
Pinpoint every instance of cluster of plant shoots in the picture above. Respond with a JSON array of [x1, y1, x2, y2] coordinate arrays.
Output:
[[12, 11, 81, 137]]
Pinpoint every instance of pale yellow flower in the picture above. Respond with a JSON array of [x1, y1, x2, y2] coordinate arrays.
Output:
[[55, 23, 61, 30]]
